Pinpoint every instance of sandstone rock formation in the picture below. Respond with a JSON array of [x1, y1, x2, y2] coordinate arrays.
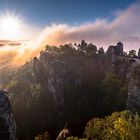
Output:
[[0, 90, 16, 140], [32, 41, 140, 129], [33, 42, 128, 108], [127, 62, 140, 113]]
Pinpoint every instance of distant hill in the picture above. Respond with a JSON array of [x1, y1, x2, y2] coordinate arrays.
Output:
[[0, 40, 29, 47]]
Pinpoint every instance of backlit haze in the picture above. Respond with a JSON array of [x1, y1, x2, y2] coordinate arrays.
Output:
[[0, 0, 140, 66]]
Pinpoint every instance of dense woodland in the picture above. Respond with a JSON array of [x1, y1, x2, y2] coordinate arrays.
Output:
[[1, 40, 140, 140]]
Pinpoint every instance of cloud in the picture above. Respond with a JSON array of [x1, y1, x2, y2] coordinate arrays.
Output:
[[0, 1, 140, 67], [40, 1, 140, 51]]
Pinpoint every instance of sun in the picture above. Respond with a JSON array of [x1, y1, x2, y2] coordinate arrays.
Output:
[[0, 14, 21, 39]]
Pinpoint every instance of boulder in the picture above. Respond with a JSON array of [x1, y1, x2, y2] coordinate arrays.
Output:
[[56, 129, 70, 140]]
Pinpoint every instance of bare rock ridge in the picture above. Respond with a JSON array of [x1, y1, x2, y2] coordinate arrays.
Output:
[[0, 91, 16, 140]]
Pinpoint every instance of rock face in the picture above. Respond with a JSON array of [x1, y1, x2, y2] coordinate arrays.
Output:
[[113, 56, 140, 113], [102, 43, 140, 113], [127, 63, 140, 113], [0, 91, 16, 140], [33, 57, 48, 84], [116, 42, 123, 56], [138, 49, 140, 58], [106, 42, 123, 57]]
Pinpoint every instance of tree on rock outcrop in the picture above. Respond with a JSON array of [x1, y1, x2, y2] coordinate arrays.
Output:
[[129, 49, 136, 58]]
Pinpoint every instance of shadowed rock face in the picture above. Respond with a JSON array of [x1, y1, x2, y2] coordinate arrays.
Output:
[[127, 64, 140, 113], [106, 42, 123, 57], [0, 91, 16, 140]]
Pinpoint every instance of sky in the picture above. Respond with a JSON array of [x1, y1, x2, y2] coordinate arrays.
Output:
[[0, 0, 140, 51], [0, 0, 137, 26]]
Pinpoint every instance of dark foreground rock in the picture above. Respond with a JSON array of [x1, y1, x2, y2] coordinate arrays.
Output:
[[0, 91, 16, 140]]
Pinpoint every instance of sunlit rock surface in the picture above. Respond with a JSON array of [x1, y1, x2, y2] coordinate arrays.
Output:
[[56, 129, 70, 140], [0, 91, 16, 140]]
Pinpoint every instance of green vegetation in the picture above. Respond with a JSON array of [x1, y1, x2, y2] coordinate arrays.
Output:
[[66, 136, 82, 140], [34, 132, 51, 140], [84, 110, 140, 140], [35, 111, 140, 140], [129, 49, 137, 58]]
